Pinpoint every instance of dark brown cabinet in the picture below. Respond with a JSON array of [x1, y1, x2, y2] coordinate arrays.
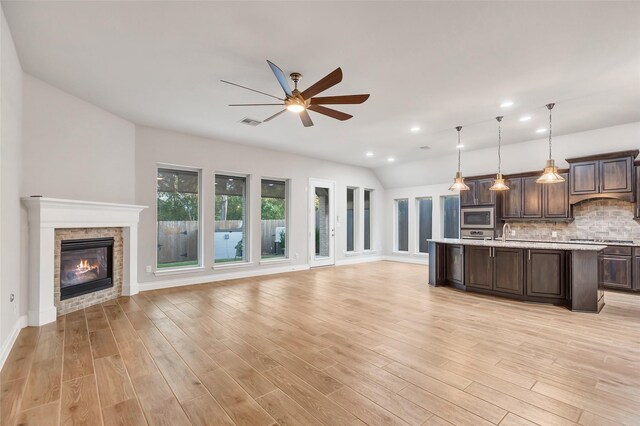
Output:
[[526, 249, 566, 299], [568, 151, 637, 203], [465, 246, 523, 295], [598, 246, 633, 290], [634, 254, 640, 290], [500, 173, 569, 221], [446, 245, 464, 287], [544, 173, 570, 218], [460, 178, 495, 206]]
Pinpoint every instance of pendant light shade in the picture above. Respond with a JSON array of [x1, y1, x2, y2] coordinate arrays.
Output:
[[449, 126, 470, 191], [536, 103, 565, 184], [490, 116, 509, 191]]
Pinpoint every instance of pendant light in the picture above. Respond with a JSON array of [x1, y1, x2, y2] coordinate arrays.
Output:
[[536, 103, 565, 184], [490, 116, 509, 191], [448, 126, 470, 191]]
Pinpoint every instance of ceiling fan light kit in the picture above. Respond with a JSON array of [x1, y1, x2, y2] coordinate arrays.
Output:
[[490, 116, 510, 191], [223, 60, 370, 127], [449, 126, 470, 191], [536, 103, 566, 184]]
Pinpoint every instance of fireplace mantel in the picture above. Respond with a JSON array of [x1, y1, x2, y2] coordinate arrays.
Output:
[[22, 197, 147, 326]]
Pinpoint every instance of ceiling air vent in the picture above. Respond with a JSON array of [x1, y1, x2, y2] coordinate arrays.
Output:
[[239, 117, 261, 126], [419, 145, 431, 150]]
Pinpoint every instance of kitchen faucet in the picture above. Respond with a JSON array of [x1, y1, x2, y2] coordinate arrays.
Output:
[[502, 222, 512, 243]]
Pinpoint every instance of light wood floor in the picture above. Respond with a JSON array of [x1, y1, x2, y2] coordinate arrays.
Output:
[[2, 261, 640, 425]]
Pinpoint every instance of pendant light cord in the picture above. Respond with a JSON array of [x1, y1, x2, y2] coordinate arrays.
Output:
[[547, 103, 555, 160], [456, 126, 462, 173], [496, 116, 503, 174]]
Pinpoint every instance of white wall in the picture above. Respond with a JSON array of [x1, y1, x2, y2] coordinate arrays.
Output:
[[1, 6, 25, 363], [22, 75, 136, 204], [377, 122, 640, 266], [135, 126, 385, 288]]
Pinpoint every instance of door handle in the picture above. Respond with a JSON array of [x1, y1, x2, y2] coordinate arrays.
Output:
[[528, 249, 531, 261]]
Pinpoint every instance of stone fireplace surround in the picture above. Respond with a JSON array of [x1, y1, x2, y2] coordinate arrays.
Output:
[[22, 198, 146, 326]]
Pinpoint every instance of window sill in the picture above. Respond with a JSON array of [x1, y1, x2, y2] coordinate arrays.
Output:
[[154, 266, 205, 277], [212, 261, 254, 270], [414, 252, 429, 257], [345, 251, 362, 257], [363, 249, 377, 255], [391, 251, 410, 256], [259, 257, 291, 265]]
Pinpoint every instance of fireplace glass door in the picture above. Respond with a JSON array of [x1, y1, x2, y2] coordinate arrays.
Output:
[[60, 238, 114, 300]]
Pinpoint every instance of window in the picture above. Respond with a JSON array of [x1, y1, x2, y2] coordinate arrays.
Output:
[[417, 197, 433, 253], [261, 179, 287, 259], [395, 198, 409, 252], [442, 195, 460, 239], [346, 188, 356, 252], [364, 189, 372, 250], [215, 174, 248, 264], [156, 168, 200, 269]]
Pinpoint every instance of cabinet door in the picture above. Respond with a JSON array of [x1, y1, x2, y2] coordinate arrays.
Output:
[[544, 173, 570, 218], [599, 255, 632, 289], [460, 180, 477, 206], [446, 245, 464, 285], [526, 249, 566, 298], [493, 248, 524, 295], [571, 161, 599, 195], [464, 246, 493, 290], [600, 157, 632, 193], [476, 178, 496, 205], [501, 177, 522, 218], [522, 176, 543, 218], [634, 256, 640, 290]]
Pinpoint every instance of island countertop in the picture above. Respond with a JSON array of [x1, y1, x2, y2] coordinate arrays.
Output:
[[427, 238, 607, 251]]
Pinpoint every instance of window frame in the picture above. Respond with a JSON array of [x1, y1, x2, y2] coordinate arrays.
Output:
[[363, 189, 373, 252], [394, 198, 410, 253], [213, 171, 251, 266], [346, 186, 359, 254], [441, 194, 461, 239], [259, 177, 290, 262], [155, 163, 203, 272], [415, 197, 433, 255]]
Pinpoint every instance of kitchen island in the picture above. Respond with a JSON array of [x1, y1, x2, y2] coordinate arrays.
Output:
[[427, 238, 607, 312]]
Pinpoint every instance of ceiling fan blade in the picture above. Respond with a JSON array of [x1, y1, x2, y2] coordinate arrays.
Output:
[[300, 68, 343, 100], [263, 109, 287, 122], [229, 103, 284, 106], [310, 94, 370, 105], [220, 80, 283, 100], [300, 110, 314, 127], [267, 60, 293, 97], [308, 105, 353, 121]]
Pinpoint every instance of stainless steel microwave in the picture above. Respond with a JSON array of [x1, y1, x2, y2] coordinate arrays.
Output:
[[460, 207, 495, 229]]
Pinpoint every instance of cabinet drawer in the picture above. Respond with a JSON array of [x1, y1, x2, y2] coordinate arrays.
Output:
[[602, 246, 632, 256]]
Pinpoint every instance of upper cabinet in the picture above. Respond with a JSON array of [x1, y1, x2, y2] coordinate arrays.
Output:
[[501, 173, 569, 221], [635, 163, 640, 219], [460, 178, 496, 206], [567, 150, 638, 204]]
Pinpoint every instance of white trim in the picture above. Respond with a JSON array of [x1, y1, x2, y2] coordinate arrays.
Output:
[[344, 251, 362, 257], [213, 261, 255, 270], [0, 315, 28, 370], [308, 178, 336, 267], [139, 264, 310, 291], [382, 255, 429, 265], [154, 266, 206, 277], [259, 258, 291, 265], [392, 250, 410, 256], [335, 255, 383, 266]]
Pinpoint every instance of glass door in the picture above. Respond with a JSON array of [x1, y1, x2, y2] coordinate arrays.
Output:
[[309, 179, 335, 267]]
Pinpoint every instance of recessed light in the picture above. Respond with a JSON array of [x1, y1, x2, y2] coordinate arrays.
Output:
[[536, 128, 546, 133], [456, 144, 464, 149], [410, 126, 420, 132], [500, 101, 514, 108], [519, 116, 532, 122], [387, 157, 395, 162], [228, 178, 233, 181], [366, 151, 374, 157]]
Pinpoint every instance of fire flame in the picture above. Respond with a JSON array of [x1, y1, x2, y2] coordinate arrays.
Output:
[[75, 259, 98, 274]]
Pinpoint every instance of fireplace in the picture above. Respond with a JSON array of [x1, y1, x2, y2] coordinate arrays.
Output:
[[60, 237, 114, 300]]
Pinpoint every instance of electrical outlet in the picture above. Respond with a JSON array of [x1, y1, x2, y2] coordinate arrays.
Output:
[[510, 230, 516, 236], [145, 265, 152, 273], [551, 231, 558, 238]]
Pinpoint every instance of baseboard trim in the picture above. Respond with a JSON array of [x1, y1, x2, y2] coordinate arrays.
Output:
[[139, 264, 311, 292], [0, 315, 28, 370], [382, 255, 429, 265], [335, 255, 383, 266]]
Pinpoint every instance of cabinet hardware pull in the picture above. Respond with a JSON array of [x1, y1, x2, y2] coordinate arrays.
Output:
[[528, 249, 531, 261]]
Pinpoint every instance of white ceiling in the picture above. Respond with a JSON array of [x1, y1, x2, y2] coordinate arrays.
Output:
[[3, 1, 640, 168]]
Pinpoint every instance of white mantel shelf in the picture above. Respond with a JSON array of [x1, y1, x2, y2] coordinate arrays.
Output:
[[22, 197, 147, 326]]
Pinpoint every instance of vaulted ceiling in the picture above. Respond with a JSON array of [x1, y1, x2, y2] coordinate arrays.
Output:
[[3, 1, 640, 167]]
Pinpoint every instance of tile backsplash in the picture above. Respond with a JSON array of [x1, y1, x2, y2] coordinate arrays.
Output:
[[508, 199, 640, 242]]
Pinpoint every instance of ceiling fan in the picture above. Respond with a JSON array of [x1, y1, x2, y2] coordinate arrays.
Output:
[[221, 60, 370, 127]]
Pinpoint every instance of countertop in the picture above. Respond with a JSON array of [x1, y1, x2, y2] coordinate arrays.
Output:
[[428, 238, 607, 251], [505, 238, 640, 247]]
